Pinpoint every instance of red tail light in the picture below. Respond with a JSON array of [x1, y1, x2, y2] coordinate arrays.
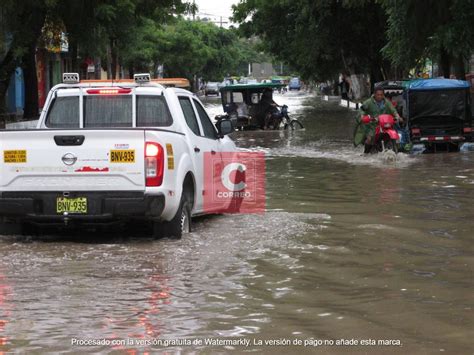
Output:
[[86, 88, 132, 95], [145, 142, 164, 186], [463, 127, 472, 133], [411, 128, 421, 135]]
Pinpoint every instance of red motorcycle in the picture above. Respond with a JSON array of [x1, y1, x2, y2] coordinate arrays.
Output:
[[361, 114, 400, 154]]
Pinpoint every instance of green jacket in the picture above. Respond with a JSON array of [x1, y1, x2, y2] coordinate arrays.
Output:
[[353, 96, 399, 146]]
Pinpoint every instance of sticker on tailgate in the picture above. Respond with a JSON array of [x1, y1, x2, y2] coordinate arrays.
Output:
[[110, 149, 135, 163], [4, 150, 27, 163]]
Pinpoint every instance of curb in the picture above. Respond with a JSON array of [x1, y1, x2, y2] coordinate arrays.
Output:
[[321, 95, 361, 110], [339, 99, 360, 110]]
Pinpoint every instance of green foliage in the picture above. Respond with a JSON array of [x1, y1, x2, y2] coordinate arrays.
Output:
[[1, 0, 265, 100], [234, 0, 474, 80], [380, 0, 474, 76], [232, 0, 390, 81], [118, 17, 264, 82], [0, 0, 51, 60]]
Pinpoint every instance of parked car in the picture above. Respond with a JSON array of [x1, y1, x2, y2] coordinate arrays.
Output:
[[0, 73, 236, 238], [288, 77, 301, 91], [204, 82, 220, 96], [405, 78, 473, 152]]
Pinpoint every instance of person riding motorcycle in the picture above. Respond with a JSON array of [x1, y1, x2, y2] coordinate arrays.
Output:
[[354, 87, 403, 152], [256, 88, 280, 129]]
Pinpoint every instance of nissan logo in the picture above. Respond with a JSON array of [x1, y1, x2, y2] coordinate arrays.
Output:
[[62, 153, 77, 166]]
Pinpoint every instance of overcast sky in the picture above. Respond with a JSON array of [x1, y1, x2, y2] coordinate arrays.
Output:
[[193, 0, 239, 27]]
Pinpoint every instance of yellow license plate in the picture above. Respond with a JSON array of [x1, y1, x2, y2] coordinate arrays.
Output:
[[56, 197, 87, 214], [110, 149, 135, 163]]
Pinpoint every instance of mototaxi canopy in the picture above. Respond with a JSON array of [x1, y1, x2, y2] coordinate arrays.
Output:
[[405, 78, 470, 91], [405, 79, 471, 121], [219, 83, 286, 114]]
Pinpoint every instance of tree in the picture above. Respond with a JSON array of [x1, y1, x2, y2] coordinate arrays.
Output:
[[0, 0, 52, 117], [232, 0, 391, 83], [381, 0, 474, 79], [0, 0, 191, 117], [138, 18, 262, 84]]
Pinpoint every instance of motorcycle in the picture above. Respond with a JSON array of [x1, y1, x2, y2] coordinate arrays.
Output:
[[266, 105, 304, 130], [361, 114, 400, 154]]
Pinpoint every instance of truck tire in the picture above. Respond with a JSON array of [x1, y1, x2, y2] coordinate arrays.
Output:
[[168, 195, 192, 239], [153, 192, 192, 239]]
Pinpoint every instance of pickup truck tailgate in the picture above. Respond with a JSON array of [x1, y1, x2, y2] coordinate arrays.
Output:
[[0, 130, 146, 191]]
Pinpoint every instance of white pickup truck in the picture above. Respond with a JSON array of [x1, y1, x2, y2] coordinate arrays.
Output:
[[0, 73, 236, 238]]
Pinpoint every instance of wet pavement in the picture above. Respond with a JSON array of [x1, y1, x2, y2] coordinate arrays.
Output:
[[0, 92, 472, 353]]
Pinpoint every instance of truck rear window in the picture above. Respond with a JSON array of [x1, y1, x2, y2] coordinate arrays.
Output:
[[84, 96, 132, 127], [46, 96, 80, 128], [45, 95, 173, 128], [136, 96, 172, 126]]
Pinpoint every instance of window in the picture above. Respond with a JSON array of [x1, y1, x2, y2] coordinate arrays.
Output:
[[232, 92, 244, 103], [45, 96, 79, 128], [251, 93, 261, 104], [84, 96, 132, 127], [179, 97, 200, 135], [193, 99, 217, 139], [136, 96, 172, 127]]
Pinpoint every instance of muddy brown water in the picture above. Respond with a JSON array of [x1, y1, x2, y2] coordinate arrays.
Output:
[[0, 93, 472, 354]]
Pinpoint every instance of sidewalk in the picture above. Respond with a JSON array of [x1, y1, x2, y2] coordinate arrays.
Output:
[[321, 95, 361, 110]]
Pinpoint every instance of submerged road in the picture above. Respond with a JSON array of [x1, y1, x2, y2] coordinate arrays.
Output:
[[0, 92, 472, 353]]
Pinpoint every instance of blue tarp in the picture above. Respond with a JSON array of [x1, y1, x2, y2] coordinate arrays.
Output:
[[406, 78, 470, 91]]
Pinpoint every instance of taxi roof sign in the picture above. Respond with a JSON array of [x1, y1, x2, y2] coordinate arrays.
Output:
[[134, 73, 151, 84], [63, 73, 80, 84]]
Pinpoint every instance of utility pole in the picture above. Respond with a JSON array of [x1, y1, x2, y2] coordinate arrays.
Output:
[[207, 16, 228, 28], [220, 16, 228, 28], [207, 18, 229, 28]]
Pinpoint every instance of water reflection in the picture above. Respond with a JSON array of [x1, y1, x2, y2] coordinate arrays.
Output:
[[0, 271, 12, 353]]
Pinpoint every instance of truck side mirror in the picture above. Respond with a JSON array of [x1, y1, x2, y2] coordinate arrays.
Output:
[[216, 119, 234, 137]]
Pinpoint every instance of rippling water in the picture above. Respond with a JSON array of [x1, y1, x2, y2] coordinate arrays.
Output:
[[0, 92, 472, 353]]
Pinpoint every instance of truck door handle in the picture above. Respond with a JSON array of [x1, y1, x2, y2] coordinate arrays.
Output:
[[194, 147, 200, 153], [54, 135, 85, 146]]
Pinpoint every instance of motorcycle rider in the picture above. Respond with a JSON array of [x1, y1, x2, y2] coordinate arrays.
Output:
[[256, 88, 280, 129], [354, 87, 403, 152]]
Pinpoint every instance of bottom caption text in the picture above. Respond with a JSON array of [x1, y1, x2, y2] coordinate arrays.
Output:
[[71, 337, 402, 348]]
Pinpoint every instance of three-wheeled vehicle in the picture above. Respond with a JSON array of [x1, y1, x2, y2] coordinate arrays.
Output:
[[216, 82, 303, 131], [405, 79, 473, 152]]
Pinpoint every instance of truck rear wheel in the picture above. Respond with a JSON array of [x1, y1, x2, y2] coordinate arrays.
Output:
[[153, 193, 192, 240]]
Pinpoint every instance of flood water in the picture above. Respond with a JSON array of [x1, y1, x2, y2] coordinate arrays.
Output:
[[0, 93, 472, 354]]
